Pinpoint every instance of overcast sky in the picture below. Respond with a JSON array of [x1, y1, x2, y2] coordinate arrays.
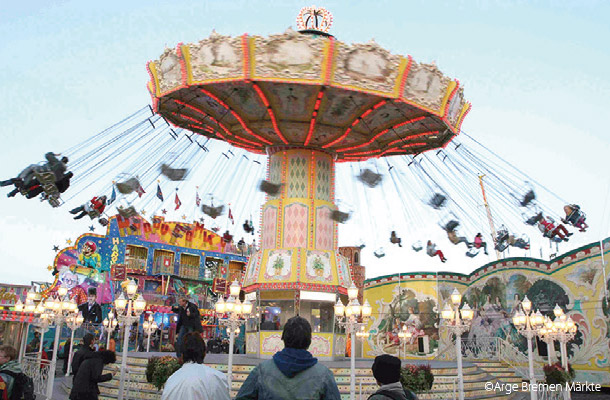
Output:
[[0, 0, 609, 285]]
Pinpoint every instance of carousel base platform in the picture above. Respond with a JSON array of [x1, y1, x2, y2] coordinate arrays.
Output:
[[59, 352, 523, 400]]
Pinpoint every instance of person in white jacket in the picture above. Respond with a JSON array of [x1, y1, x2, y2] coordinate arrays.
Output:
[[161, 332, 230, 400]]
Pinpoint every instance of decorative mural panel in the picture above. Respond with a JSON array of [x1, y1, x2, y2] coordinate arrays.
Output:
[[309, 334, 332, 357], [335, 254, 351, 287], [246, 332, 259, 354], [445, 86, 465, 126], [262, 206, 278, 249], [261, 333, 284, 355], [152, 49, 182, 94], [244, 251, 262, 287], [251, 31, 326, 82], [264, 249, 292, 281], [268, 157, 283, 200], [305, 250, 332, 282], [363, 240, 610, 385], [282, 203, 308, 248], [332, 41, 403, 95], [334, 334, 347, 356], [315, 157, 331, 201], [367, 284, 438, 358], [185, 34, 243, 82], [286, 155, 308, 198], [402, 61, 451, 113], [315, 206, 334, 250]]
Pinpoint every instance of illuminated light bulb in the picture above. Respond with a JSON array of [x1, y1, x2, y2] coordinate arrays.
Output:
[[347, 282, 359, 301], [334, 300, 345, 317], [553, 304, 564, 317], [362, 300, 372, 318], [460, 303, 474, 321], [450, 289, 462, 306], [521, 296, 532, 313], [14, 299, 24, 312], [229, 280, 241, 297], [114, 293, 127, 312], [215, 297, 226, 314], [242, 299, 253, 315], [441, 304, 454, 320]]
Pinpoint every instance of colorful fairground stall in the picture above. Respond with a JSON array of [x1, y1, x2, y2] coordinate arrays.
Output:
[[44, 215, 252, 347], [0, 284, 33, 350]]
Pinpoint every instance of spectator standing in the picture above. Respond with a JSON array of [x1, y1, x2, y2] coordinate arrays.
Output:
[[235, 316, 341, 400], [69, 350, 116, 400], [0, 345, 34, 400], [369, 354, 416, 400], [161, 332, 230, 400], [71, 333, 96, 377], [172, 296, 203, 358]]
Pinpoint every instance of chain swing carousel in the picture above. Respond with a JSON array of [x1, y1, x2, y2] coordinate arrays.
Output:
[[146, 7, 470, 358]]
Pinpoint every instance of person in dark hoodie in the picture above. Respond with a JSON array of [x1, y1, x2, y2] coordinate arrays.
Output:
[[235, 316, 341, 400], [69, 350, 116, 400], [368, 354, 416, 400], [71, 333, 96, 377]]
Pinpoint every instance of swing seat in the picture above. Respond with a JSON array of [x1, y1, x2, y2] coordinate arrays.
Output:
[[98, 218, 109, 227], [412, 241, 423, 252], [565, 209, 586, 226], [87, 209, 101, 219], [495, 241, 509, 252], [116, 177, 141, 194], [443, 220, 460, 232], [374, 247, 385, 258], [429, 193, 447, 209], [520, 189, 536, 207], [524, 212, 543, 226], [117, 206, 138, 218], [512, 237, 530, 249], [331, 210, 351, 223], [160, 163, 188, 181], [243, 221, 254, 233], [357, 169, 383, 188], [466, 247, 480, 258], [202, 204, 224, 219], [259, 180, 282, 196]]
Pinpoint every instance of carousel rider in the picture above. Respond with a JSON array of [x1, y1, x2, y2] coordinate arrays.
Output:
[[472, 233, 489, 255], [389, 231, 402, 247], [562, 204, 588, 232], [1, 152, 68, 189], [69, 195, 107, 220], [538, 216, 572, 241], [426, 241, 447, 263]]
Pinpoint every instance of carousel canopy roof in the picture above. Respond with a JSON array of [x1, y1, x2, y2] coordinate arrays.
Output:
[[147, 29, 471, 161]]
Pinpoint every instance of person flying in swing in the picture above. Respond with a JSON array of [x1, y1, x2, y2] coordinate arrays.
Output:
[[69, 195, 108, 220], [562, 204, 588, 232], [390, 231, 402, 247]]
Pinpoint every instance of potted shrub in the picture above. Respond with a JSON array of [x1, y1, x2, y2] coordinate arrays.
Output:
[[145, 355, 182, 390], [543, 362, 575, 385], [400, 364, 434, 394]]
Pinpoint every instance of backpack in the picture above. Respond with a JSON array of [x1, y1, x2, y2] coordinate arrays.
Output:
[[1, 371, 35, 400]]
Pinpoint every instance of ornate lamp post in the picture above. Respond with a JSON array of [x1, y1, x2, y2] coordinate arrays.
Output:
[[397, 324, 413, 360], [512, 296, 545, 400], [334, 282, 372, 400], [537, 317, 557, 366], [44, 288, 79, 399], [214, 280, 254, 389], [102, 310, 119, 350], [440, 289, 474, 400], [355, 324, 370, 358], [114, 279, 146, 400], [142, 315, 159, 352], [64, 312, 84, 376], [551, 306, 577, 370]]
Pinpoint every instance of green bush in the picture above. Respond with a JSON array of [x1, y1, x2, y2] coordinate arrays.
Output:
[[543, 362, 575, 385], [145, 357, 160, 383], [145, 355, 182, 390], [400, 364, 434, 393]]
